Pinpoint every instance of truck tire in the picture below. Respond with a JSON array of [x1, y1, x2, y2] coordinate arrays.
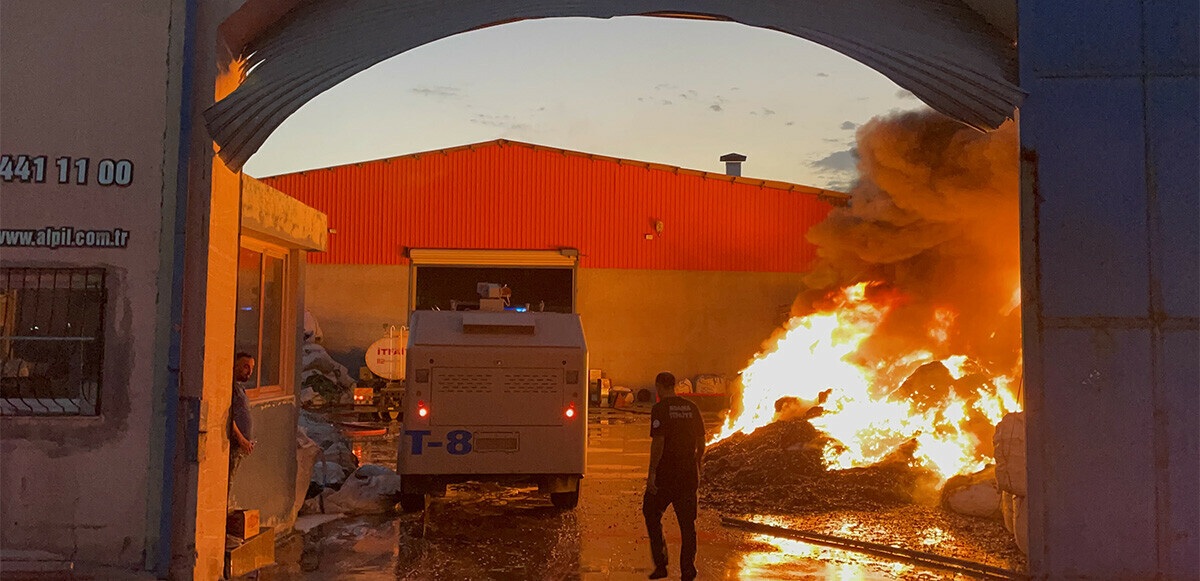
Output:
[[551, 489, 579, 510], [399, 493, 425, 513], [549, 477, 578, 511]]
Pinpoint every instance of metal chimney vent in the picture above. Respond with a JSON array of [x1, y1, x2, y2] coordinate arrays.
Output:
[[720, 153, 747, 177]]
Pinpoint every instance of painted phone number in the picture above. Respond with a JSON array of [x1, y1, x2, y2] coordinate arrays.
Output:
[[1, 154, 134, 187]]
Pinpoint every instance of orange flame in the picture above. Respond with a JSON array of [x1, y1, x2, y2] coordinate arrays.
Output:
[[714, 283, 1021, 480]]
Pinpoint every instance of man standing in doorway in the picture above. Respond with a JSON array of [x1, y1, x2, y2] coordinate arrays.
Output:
[[644, 372, 706, 580], [229, 352, 256, 498]]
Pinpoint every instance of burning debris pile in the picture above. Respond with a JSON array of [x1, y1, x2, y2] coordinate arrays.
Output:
[[707, 110, 1022, 523], [702, 417, 940, 513]]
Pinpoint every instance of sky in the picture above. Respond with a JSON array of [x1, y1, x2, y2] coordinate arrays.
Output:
[[244, 16, 927, 192]]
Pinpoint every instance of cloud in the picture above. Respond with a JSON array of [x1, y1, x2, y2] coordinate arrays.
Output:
[[808, 147, 860, 191], [785, 121, 795, 126], [820, 178, 855, 191], [709, 103, 723, 112], [661, 100, 674, 106], [470, 114, 529, 131], [840, 121, 858, 130], [895, 89, 918, 100], [816, 72, 830, 78], [810, 148, 858, 173], [411, 85, 461, 99]]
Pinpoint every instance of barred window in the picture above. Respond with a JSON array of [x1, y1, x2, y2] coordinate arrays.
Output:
[[0, 267, 106, 416]]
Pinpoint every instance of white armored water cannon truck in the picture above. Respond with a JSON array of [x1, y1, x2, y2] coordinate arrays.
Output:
[[398, 283, 588, 511]]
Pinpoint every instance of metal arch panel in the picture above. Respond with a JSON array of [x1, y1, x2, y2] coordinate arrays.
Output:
[[205, 0, 1023, 171]]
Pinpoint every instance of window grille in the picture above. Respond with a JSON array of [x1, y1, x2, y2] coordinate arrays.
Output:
[[0, 267, 106, 416]]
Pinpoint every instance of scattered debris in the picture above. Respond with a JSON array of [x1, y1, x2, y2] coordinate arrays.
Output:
[[940, 466, 1002, 519], [293, 428, 321, 519], [692, 374, 727, 395], [993, 411, 1028, 554], [297, 409, 364, 513], [322, 465, 402, 515], [701, 416, 1026, 571], [311, 461, 350, 491], [701, 418, 939, 512], [301, 339, 356, 406]]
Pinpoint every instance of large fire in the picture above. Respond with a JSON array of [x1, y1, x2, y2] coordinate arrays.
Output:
[[710, 110, 1023, 481], [713, 282, 1022, 481]]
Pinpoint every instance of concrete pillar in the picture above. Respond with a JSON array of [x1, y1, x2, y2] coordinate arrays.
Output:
[[1019, 2, 1199, 578], [169, 2, 248, 578]]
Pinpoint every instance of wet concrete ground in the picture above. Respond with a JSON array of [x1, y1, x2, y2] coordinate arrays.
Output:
[[261, 409, 993, 580]]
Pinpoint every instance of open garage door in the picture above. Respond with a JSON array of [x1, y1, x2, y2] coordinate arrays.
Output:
[[409, 249, 577, 314]]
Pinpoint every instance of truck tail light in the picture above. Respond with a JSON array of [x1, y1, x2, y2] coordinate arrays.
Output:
[[417, 401, 429, 418], [564, 403, 576, 419]]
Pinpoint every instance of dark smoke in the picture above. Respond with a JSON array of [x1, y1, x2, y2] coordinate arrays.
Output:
[[800, 110, 1021, 388]]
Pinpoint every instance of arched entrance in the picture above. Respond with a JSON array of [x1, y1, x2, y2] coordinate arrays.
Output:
[[166, 2, 1196, 580], [206, 1, 1022, 171]]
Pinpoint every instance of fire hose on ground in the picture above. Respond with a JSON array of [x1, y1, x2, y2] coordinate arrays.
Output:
[[720, 516, 1028, 581]]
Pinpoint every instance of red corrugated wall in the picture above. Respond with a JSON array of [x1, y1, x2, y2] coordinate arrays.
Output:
[[261, 141, 840, 272]]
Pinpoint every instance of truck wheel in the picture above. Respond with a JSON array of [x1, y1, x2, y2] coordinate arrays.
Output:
[[550, 490, 579, 510], [399, 493, 425, 513]]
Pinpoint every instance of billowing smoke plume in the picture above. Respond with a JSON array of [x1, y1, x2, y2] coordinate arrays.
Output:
[[800, 110, 1021, 387]]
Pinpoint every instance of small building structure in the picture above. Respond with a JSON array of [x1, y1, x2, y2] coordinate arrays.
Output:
[[0, 175, 325, 573], [261, 140, 848, 390], [227, 176, 328, 529]]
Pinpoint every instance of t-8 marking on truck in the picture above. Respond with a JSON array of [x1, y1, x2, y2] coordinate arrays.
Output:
[[405, 429, 473, 455]]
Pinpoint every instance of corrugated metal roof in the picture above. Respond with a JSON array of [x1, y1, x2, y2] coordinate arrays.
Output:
[[260, 140, 837, 272], [205, 1, 1023, 172]]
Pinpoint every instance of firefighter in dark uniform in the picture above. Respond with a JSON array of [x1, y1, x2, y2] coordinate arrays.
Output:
[[643, 372, 706, 580]]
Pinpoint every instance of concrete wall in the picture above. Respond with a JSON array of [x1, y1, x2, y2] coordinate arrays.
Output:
[[577, 269, 801, 390], [303, 264, 801, 392], [0, 0, 176, 569], [228, 397, 299, 529], [1019, 1, 1199, 578]]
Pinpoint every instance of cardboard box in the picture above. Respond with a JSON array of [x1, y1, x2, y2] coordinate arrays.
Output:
[[225, 526, 274, 578], [226, 509, 260, 540]]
